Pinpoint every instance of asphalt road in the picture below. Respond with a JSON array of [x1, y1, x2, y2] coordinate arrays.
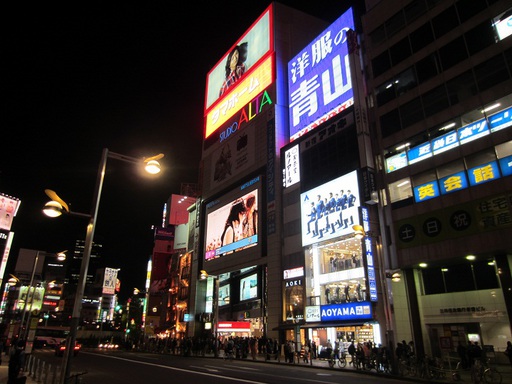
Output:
[[30, 349, 407, 384]]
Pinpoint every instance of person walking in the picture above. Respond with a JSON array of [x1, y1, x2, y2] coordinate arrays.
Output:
[[505, 341, 512, 366]]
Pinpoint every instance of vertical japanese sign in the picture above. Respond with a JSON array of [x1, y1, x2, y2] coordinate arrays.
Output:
[[102, 267, 118, 295], [288, 8, 355, 141], [362, 207, 377, 302]]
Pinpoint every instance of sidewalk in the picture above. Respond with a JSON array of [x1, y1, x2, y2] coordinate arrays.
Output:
[[0, 358, 37, 384]]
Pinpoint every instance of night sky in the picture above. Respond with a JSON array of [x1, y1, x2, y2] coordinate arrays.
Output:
[[3, 1, 347, 300]]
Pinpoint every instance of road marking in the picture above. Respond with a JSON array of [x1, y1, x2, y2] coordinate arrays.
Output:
[[94, 354, 269, 384], [190, 365, 219, 372]]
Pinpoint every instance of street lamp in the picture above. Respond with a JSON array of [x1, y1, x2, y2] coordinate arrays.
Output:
[[200, 270, 219, 357], [43, 148, 163, 384], [21, 250, 67, 345]]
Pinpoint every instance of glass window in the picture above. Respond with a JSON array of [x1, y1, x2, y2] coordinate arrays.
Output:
[[389, 178, 413, 203], [439, 37, 467, 71], [372, 51, 391, 77], [446, 70, 477, 105], [380, 109, 401, 138], [473, 260, 500, 289], [410, 22, 435, 53], [385, 10, 406, 38], [506, 47, 512, 72], [404, 0, 428, 24], [444, 264, 474, 292], [422, 85, 449, 117], [474, 55, 509, 92], [496, 140, 512, 158], [370, 25, 386, 46], [421, 268, 445, 294], [456, 0, 488, 24], [390, 37, 411, 66], [465, 149, 497, 169], [415, 53, 440, 83], [395, 67, 418, 96], [465, 21, 497, 55], [432, 6, 458, 39], [437, 160, 465, 179], [412, 170, 437, 186], [376, 80, 396, 106], [400, 97, 424, 128]]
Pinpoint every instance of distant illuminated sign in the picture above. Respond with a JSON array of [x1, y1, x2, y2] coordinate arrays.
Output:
[[439, 171, 468, 195], [283, 266, 304, 280], [283, 144, 300, 187], [0, 194, 20, 231], [320, 302, 372, 321], [385, 151, 408, 173], [468, 161, 500, 186], [458, 119, 489, 145], [408, 142, 432, 164], [362, 207, 377, 302], [206, 56, 274, 138], [288, 8, 355, 141], [414, 180, 440, 203], [489, 106, 512, 132]]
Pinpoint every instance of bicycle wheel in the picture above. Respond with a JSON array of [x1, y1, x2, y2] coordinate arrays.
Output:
[[337, 357, 347, 368], [328, 359, 335, 368], [483, 368, 502, 384]]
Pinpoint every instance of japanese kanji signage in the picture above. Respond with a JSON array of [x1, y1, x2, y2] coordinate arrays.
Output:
[[288, 8, 355, 141], [396, 192, 512, 248]]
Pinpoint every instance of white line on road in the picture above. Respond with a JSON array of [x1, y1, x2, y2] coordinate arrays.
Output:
[[94, 354, 269, 384]]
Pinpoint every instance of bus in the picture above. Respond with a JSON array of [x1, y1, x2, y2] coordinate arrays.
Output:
[[34, 326, 70, 348]]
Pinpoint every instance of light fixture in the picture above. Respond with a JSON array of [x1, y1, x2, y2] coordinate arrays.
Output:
[[419, 263, 428, 268], [56, 250, 67, 261], [385, 270, 401, 282], [200, 270, 209, 280], [466, 255, 476, 261], [43, 200, 64, 217], [143, 153, 164, 174], [481, 103, 500, 113], [352, 225, 365, 239]]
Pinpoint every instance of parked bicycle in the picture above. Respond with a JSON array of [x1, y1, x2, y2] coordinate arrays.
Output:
[[470, 358, 502, 384]]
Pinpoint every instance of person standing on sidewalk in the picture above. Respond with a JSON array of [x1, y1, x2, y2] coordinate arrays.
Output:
[[505, 341, 512, 366], [8, 340, 25, 384]]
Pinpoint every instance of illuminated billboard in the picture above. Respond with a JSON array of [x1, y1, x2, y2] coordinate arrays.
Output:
[[240, 273, 258, 301], [300, 170, 360, 247], [288, 8, 355, 141], [204, 176, 261, 261], [102, 267, 118, 295], [0, 194, 21, 231], [204, 6, 273, 138]]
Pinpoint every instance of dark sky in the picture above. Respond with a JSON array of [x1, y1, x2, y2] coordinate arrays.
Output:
[[3, 1, 347, 300]]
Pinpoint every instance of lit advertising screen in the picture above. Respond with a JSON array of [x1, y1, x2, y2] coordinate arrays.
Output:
[[204, 176, 261, 261], [204, 6, 273, 139], [240, 273, 258, 301], [218, 283, 230, 306], [0, 194, 21, 231], [288, 8, 355, 141], [300, 170, 360, 247]]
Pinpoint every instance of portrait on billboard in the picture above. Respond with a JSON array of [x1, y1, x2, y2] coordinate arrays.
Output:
[[205, 7, 271, 112], [300, 170, 360, 247], [204, 177, 261, 261]]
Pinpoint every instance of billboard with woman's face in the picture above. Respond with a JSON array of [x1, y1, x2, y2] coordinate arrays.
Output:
[[204, 6, 273, 139], [204, 176, 261, 261]]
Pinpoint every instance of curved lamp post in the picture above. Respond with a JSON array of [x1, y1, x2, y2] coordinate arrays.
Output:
[[43, 148, 163, 384]]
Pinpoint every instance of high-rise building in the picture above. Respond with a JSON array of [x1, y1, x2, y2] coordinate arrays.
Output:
[[363, 0, 512, 356]]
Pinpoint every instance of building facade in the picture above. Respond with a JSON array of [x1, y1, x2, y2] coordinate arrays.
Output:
[[363, 0, 512, 357]]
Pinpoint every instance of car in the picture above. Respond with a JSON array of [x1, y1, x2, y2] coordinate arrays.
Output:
[[98, 341, 119, 349], [55, 340, 81, 357]]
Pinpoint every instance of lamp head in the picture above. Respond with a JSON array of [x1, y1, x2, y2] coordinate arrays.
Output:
[[143, 153, 164, 174], [352, 224, 365, 239], [56, 250, 67, 261], [43, 201, 64, 217], [200, 270, 209, 280]]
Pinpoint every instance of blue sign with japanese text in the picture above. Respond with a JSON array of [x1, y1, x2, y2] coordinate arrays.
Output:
[[458, 118, 489, 145], [467, 161, 500, 186], [439, 171, 468, 195], [320, 302, 373, 321], [288, 8, 354, 141], [499, 155, 512, 177], [489, 106, 512, 132], [414, 180, 440, 203]]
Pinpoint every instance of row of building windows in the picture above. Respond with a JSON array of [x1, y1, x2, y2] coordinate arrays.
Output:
[[379, 48, 512, 139], [370, 0, 499, 51], [421, 260, 499, 295], [388, 140, 512, 205], [375, 14, 503, 107]]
